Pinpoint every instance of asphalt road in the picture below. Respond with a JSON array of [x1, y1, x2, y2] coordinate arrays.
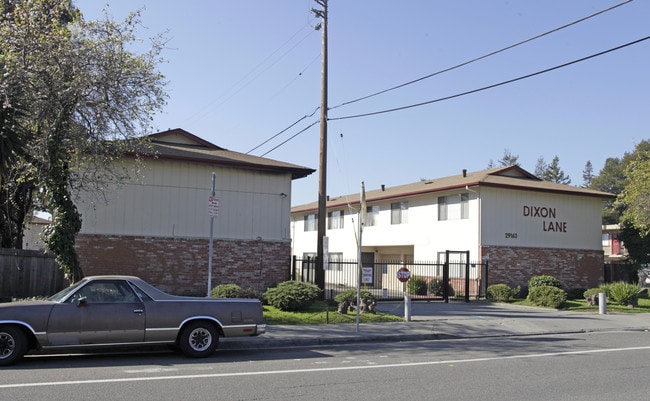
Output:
[[2, 330, 650, 400]]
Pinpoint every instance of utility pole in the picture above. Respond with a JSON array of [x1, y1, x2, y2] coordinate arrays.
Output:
[[313, 0, 327, 292]]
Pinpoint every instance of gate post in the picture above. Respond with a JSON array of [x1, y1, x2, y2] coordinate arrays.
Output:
[[464, 251, 470, 302], [443, 263, 450, 303], [404, 293, 411, 321]]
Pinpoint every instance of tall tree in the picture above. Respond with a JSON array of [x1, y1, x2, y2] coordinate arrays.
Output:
[[619, 147, 650, 237], [590, 140, 650, 224], [0, 0, 167, 281], [534, 156, 547, 178], [488, 149, 520, 168], [540, 155, 571, 184], [589, 157, 626, 224], [582, 160, 594, 188], [590, 140, 650, 266]]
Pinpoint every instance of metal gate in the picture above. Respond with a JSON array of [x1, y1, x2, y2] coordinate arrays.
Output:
[[292, 250, 488, 302]]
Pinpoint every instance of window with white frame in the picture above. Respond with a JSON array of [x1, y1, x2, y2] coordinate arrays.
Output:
[[391, 201, 408, 224], [304, 214, 317, 231], [366, 205, 380, 226], [438, 193, 469, 221], [328, 210, 344, 229]]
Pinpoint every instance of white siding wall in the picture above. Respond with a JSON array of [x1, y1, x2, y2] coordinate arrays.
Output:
[[291, 187, 604, 260], [480, 187, 603, 250], [76, 159, 292, 241], [291, 192, 482, 262]]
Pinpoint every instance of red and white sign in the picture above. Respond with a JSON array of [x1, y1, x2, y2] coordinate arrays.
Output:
[[397, 267, 411, 283]]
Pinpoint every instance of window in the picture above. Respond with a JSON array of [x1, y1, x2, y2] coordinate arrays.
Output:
[[328, 252, 344, 271], [437, 196, 447, 221], [460, 193, 469, 219], [602, 233, 610, 246], [328, 210, 344, 229], [72, 281, 138, 303], [304, 214, 317, 232], [438, 193, 469, 221], [303, 252, 317, 260], [366, 205, 380, 226], [391, 202, 408, 224]]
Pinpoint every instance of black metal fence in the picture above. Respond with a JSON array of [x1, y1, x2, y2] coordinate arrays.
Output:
[[292, 256, 488, 302]]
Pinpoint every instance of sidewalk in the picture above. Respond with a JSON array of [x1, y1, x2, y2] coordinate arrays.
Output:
[[219, 301, 650, 350]]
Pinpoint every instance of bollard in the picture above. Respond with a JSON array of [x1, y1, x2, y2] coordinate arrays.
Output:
[[404, 294, 411, 321], [598, 292, 606, 315]]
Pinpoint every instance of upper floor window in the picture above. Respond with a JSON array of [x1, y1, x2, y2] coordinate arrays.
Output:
[[328, 210, 344, 230], [366, 205, 380, 226], [438, 196, 447, 221], [391, 202, 408, 225], [304, 214, 317, 231], [438, 193, 469, 221], [460, 193, 469, 219]]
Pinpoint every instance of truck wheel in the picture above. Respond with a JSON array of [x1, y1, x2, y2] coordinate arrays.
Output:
[[0, 326, 27, 366], [178, 321, 219, 358]]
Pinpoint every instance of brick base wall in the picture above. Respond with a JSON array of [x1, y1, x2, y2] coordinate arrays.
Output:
[[76, 234, 291, 296], [482, 245, 604, 290]]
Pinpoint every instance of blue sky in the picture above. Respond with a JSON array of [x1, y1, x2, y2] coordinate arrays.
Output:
[[75, 1, 649, 206]]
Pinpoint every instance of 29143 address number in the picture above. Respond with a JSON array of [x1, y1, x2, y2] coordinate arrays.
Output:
[[505, 232, 518, 239]]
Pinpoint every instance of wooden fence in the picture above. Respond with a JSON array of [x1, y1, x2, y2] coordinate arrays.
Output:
[[0, 249, 64, 301]]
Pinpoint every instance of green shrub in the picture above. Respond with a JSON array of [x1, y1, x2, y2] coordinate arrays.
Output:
[[211, 284, 263, 300], [528, 275, 563, 290], [597, 283, 612, 298], [583, 287, 602, 299], [565, 287, 587, 300], [427, 279, 454, 296], [264, 281, 321, 312], [334, 289, 376, 305], [211, 284, 243, 298], [527, 285, 566, 309], [407, 276, 428, 295], [487, 283, 519, 302], [607, 281, 642, 306], [334, 289, 377, 313], [428, 279, 444, 296]]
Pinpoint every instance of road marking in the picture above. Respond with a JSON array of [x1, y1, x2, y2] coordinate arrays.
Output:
[[4, 345, 650, 389]]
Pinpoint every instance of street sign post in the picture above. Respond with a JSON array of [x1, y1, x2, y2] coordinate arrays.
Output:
[[207, 173, 217, 297], [397, 267, 411, 321]]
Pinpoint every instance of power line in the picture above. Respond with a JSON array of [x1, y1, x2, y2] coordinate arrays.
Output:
[[329, 0, 634, 111], [260, 119, 320, 157], [249, 1, 637, 155], [328, 35, 650, 121], [265, 52, 321, 103], [181, 23, 316, 126], [247, 107, 320, 154]]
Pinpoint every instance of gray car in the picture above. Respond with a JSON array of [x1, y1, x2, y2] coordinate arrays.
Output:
[[0, 275, 266, 366]]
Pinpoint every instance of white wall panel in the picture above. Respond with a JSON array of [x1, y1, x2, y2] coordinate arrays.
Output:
[[291, 186, 604, 260], [480, 187, 603, 250], [77, 159, 292, 241]]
